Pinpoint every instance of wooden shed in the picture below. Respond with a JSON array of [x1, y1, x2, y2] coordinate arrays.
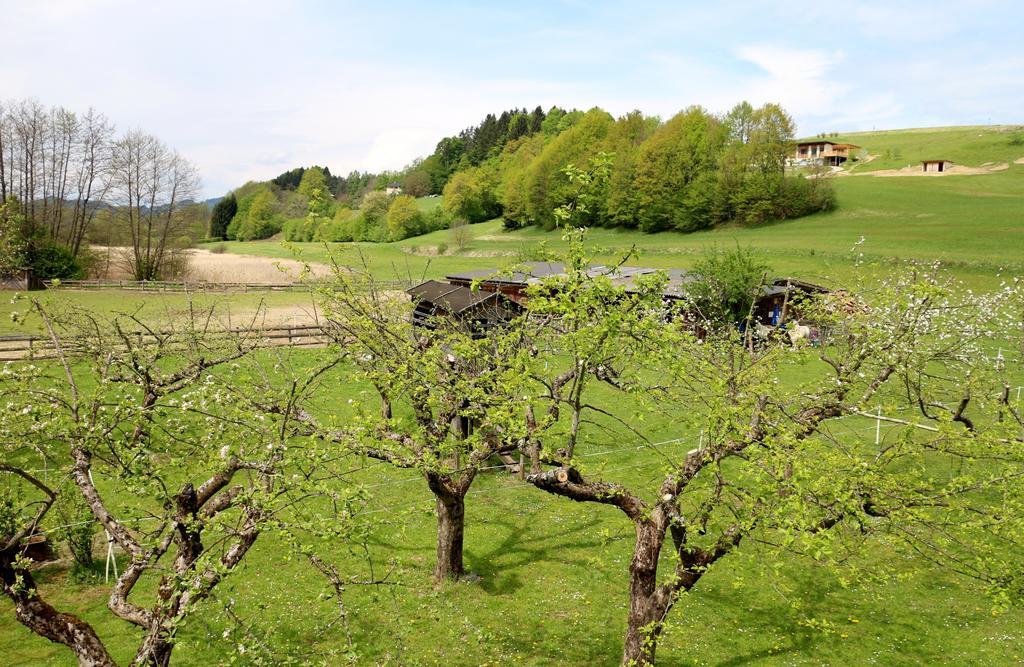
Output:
[[0, 269, 44, 291], [922, 159, 953, 173], [755, 278, 831, 326], [407, 280, 522, 335]]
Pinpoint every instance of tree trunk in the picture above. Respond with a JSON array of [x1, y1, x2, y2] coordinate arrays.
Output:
[[621, 523, 670, 667], [432, 490, 466, 582], [426, 472, 471, 583], [133, 629, 173, 666], [1, 561, 116, 667]]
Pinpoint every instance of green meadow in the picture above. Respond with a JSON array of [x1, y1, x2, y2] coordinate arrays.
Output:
[[3, 126, 1024, 665]]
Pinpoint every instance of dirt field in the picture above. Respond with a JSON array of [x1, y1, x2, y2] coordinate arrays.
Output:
[[851, 162, 1009, 177], [91, 247, 334, 283]]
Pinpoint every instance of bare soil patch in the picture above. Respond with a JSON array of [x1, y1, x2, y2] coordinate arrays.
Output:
[[853, 163, 1009, 177], [90, 247, 333, 283]]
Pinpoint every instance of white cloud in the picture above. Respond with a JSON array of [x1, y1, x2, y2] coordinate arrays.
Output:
[[735, 45, 847, 117]]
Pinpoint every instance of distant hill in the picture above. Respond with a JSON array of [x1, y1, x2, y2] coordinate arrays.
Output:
[[805, 125, 1024, 172]]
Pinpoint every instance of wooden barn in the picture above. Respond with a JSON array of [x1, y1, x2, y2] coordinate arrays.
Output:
[[407, 280, 522, 335], [445, 262, 696, 306]]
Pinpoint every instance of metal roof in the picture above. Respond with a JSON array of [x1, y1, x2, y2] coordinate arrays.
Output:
[[407, 280, 501, 314]]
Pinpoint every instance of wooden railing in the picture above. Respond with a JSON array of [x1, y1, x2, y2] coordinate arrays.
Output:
[[0, 325, 330, 361], [42, 279, 309, 292], [40, 278, 414, 293]]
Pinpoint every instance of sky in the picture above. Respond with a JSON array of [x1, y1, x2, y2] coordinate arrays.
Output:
[[3, 0, 1022, 198]]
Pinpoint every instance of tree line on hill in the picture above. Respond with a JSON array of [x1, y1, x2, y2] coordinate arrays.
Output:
[[0, 98, 205, 280], [214, 102, 833, 245]]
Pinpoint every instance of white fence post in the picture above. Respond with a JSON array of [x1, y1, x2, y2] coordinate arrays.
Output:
[[875, 406, 882, 446]]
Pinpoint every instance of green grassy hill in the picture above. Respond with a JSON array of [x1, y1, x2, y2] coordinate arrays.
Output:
[[827, 125, 1024, 171], [209, 127, 1024, 292]]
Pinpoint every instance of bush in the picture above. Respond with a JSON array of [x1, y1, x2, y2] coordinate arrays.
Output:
[[1009, 131, 1024, 146], [29, 241, 85, 280], [209, 244, 227, 254], [53, 491, 96, 572], [688, 245, 771, 326]]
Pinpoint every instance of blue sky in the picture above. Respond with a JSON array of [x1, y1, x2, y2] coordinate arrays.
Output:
[[3, 0, 1021, 197]]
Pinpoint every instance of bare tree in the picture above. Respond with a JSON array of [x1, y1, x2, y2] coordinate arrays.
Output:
[[0, 302, 359, 666], [109, 130, 199, 280], [517, 251, 1024, 665]]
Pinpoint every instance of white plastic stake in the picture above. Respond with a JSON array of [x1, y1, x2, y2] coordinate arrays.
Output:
[[89, 469, 118, 583], [875, 406, 882, 445]]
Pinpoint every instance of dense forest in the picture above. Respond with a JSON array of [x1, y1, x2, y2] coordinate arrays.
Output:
[[216, 102, 834, 244]]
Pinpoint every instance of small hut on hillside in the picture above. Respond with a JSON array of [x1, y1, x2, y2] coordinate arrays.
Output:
[[922, 159, 953, 173]]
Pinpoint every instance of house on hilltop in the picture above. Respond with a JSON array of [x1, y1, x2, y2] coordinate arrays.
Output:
[[385, 182, 403, 195], [921, 159, 953, 173], [791, 140, 861, 167]]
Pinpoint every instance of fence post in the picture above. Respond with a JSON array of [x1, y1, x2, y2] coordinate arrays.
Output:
[[875, 406, 882, 446]]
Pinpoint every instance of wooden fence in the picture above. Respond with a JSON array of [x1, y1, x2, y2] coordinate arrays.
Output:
[[40, 279, 414, 293], [0, 325, 330, 362], [41, 279, 308, 293]]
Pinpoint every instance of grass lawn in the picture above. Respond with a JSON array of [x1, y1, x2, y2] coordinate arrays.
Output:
[[0, 289, 319, 335], [3, 126, 1023, 664], [2, 350, 1022, 665]]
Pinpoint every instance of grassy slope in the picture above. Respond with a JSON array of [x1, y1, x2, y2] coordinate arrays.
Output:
[[211, 161, 1024, 292], [829, 125, 1024, 172], [3, 359, 1022, 666]]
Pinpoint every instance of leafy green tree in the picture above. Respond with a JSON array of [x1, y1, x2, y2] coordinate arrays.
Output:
[[236, 188, 282, 240], [498, 134, 546, 229], [517, 234, 1024, 665], [385, 194, 424, 240], [0, 196, 28, 277], [297, 166, 328, 199], [1, 304, 363, 665], [208, 193, 237, 240], [293, 267, 533, 583], [402, 170, 431, 197], [603, 111, 659, 228], [522, 108, 615, 229], [632, 106, 728, 232], [443, 170, 485, 223]]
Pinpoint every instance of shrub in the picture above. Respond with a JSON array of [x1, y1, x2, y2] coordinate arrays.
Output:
[[29, 241, 85, 280], [1009, 131, 1024, 146], [54, 491, 96, 572], [688, 245, 771, 326], [209, 243, 227, 254]]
